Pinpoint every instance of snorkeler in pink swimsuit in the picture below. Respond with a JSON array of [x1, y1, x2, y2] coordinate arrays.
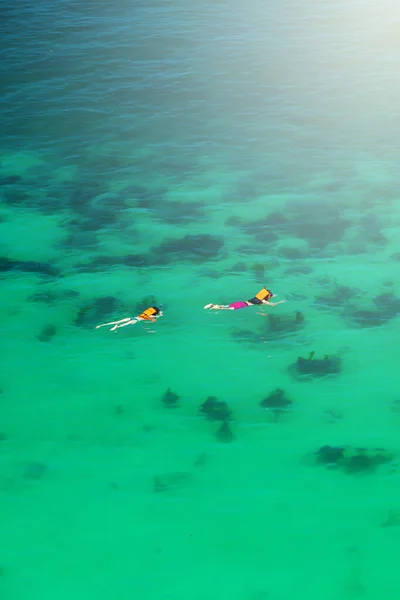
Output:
[[229, 301, 249, 310], [204, 288, 286, 311]]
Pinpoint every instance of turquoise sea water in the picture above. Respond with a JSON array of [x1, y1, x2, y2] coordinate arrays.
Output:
[[1, 1, 400, 598]]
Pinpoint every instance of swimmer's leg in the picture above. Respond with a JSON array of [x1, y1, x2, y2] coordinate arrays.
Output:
[[203, 304, 231, 310], [111, 318, 138, 331], [95, 318, 131, 329], [95, 318, 138, 331]]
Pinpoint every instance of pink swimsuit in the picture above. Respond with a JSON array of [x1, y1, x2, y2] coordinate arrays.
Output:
[[229, 301, 249, 310]]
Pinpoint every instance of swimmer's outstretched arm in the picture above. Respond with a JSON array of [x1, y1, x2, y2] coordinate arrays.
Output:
[[148, 311, 163, 323], [95, 317, 138, 331], [257, 299, 286, 315], [263, 300, 286, 306]]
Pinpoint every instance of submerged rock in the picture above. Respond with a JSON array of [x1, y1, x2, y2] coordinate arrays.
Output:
[[381, 509, 400, 528], [290, 351, 341, 378], [215, 421, 234, 443], [200, 396, 232, 421], [23, 462, 47, 480], [153, 472, 191, 493], [37, 324, 57, 342], [316, 445, 345, 466], [263, 311, 305, 335], [260, 388, 292, 411], [162, 388, 180, 408]]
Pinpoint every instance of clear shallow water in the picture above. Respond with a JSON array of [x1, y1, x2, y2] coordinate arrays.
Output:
[[1, 1, 400, 598]]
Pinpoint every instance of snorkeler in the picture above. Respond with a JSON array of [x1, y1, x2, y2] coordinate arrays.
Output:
[[95, 306, 163, 331], [203, 287, 286, 311]]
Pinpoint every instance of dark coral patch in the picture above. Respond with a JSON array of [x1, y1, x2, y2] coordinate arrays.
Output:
[[284, 200, 350, 249], [239, 219, 278, 245], [235, 244, 268, 256], [151, 234, 224, 263], [77, 254, 148, 272], [342, 293, 400, 327], [127, 185, 167, 209], [315, 284, 361, 309], [0, 257, 59, 278], [64, 180, 106, 214], [29, 289, 79, 304], [154, 201, 205, 225], [345, 309, 392, 328], [284, 264, 313, 275], [74, 296, 123, 328], [359, 214, 387, 245], [261, 212, 289, 229], [290, 219, 348, 249], [2, 186, 31, 207], [61, 227, 98, 250], [227, 262, 248, 273], [315, 445, 394, 474], [0, 175, 23, 186], [373, 293, 400, 318]]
